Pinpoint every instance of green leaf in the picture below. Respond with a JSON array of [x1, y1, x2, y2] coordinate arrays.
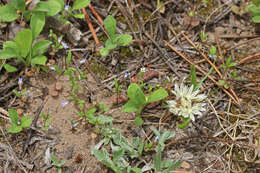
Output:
[[131, 168, 142, 173], [0, 4, 19, 22], [253, 15, 260, 23], [72, 0, 91, 10], [0, 48, 18, 59], [8, 109, 19, 124], [122, 100, 138, 113], [4, 64, 18, 72], [20, 116, 32, 128], [104, 15, 116, 37], [11, 0, 26, 13], [117, 34, 132, 46], [34, 0, 62, 16], [32, 40, 51, 56], [51, 154, 59, 165], [248, 4, 260, 16], [154, 151, 162, 172], [190, 64, 197, 89], [30, 12, 45, 40], [177, 117, 191, 129], [14, 29, 32, 58], [135, 116, 143, 126], [31, 55, 47, 65], [147, 88, 168, 103], [73, 13, 85, 19], [253, 0, 260, 6], [100, 48, 109, 56], [7, 124, 22, 133], [209, 46, 217, 55], [162, 160, 182, 173], [105, 39, 117, 50], [66, 50, 72, 66], [127, 83, 146, 105]]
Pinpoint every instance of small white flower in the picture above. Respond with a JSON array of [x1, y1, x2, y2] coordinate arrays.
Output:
[[167, 84, 207, 121], [79, 58, 86, 64], [140, 67, 146, 72], [49, 66, 56, 71], [58, 36, 62, 43]]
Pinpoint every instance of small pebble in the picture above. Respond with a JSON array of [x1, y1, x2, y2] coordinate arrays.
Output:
[[55, 82, 63, 91], [181, 161, 191, 169]]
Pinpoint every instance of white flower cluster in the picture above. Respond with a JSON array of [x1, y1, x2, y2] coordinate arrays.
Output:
[[166, 84, 207, 121]]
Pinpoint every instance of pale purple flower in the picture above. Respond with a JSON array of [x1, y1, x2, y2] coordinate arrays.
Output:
[[154, 136, 159, 142], [124, 72, 130, 78], [65, 5, 69, 11], [61, 101, 69, 107], [61, 42, 69, 49], [72, 122, 79, 128], [79, 58, 86, 64], [18, 77, 23, 85]]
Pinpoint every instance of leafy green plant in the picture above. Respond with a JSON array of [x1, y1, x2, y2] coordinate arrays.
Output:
[[92, 126, 144, 173], [51, 154, 66, 173], [78, 104, 112, 126], [13, 88, 27, 98], [41, 112, 52, 131], [58, 0, 91, 24], [122, 83, 168, 126], [248, 0, 260, 23], [100, 15, 133, 56], [7, 109, 32, 133], [149, 127, 181, 173], [200, 31, 208, 42]]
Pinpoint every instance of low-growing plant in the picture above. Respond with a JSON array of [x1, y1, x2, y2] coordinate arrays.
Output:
[[7, 109, 32, 133], [92, 126, 144, 173], [41, 112, 52, 131], [100, 15, 133, 56], [122, 83, 168, 126], [148, 127, 182, 173], [50, 154, 66, 173], [248, 0, 260, 23]]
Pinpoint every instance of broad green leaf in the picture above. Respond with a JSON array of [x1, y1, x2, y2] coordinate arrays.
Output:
[[100, 48, 109, 56], [104, 15, 116, 37], [73, 13, 85, 19], [4, 64, 18, 72], [21, 116, 32, 128], [154, 151, 162, 172], [11, 0, 26, 13], [147, 88, 168, 103], [14, 29, 32, 58], [190, 64, 197, 89], [253, 15, 260, 23], [209, 46, 217, 55], [117, 34, 132, 46], [177, 117, 190, 129], [0, 48, 18, 59], [50, 154, 59, 165], [105, 39, 117, 50], [135, 116, 143, 126], [30, 12, 45, 40], [226, 56, 231, 66], [0, 4, 19, 22], [32, 40, 51, 56], [34, 0, 62, 16], [72, 0, 91, 10], [127, 83, 146, 105], [112, 148, 124, 162], [253, 0, 260, 6], [248, 4, 260, 16], [8, 109, 19, 124], [55, 0, 65, 8], [31, 55, 47, 65], [7, 124, 22, 133], [122, 100, 138, 113], [45, 0, 63, 16]]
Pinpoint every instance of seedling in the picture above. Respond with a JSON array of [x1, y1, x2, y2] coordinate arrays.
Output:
[[13, 88, 27, 98], [58, 0, 91, 24], [41, 112, 52, 131], [92, 126, 144, 173], [248, 0, 260, 23], [51, 154, 66, 173], [114, 78, 123, 104], [100, 15, 132, 56], [149, 127, 181, 173], [7, 109, 32, 133], [122, 83, 168, 126]]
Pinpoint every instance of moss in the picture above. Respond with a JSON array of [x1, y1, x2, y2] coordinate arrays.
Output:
[[197, 0, 215, 17], [88, 60, 108, 79]]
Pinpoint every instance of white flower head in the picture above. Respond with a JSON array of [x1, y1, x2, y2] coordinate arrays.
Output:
[[167, 84, 207, 121]]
